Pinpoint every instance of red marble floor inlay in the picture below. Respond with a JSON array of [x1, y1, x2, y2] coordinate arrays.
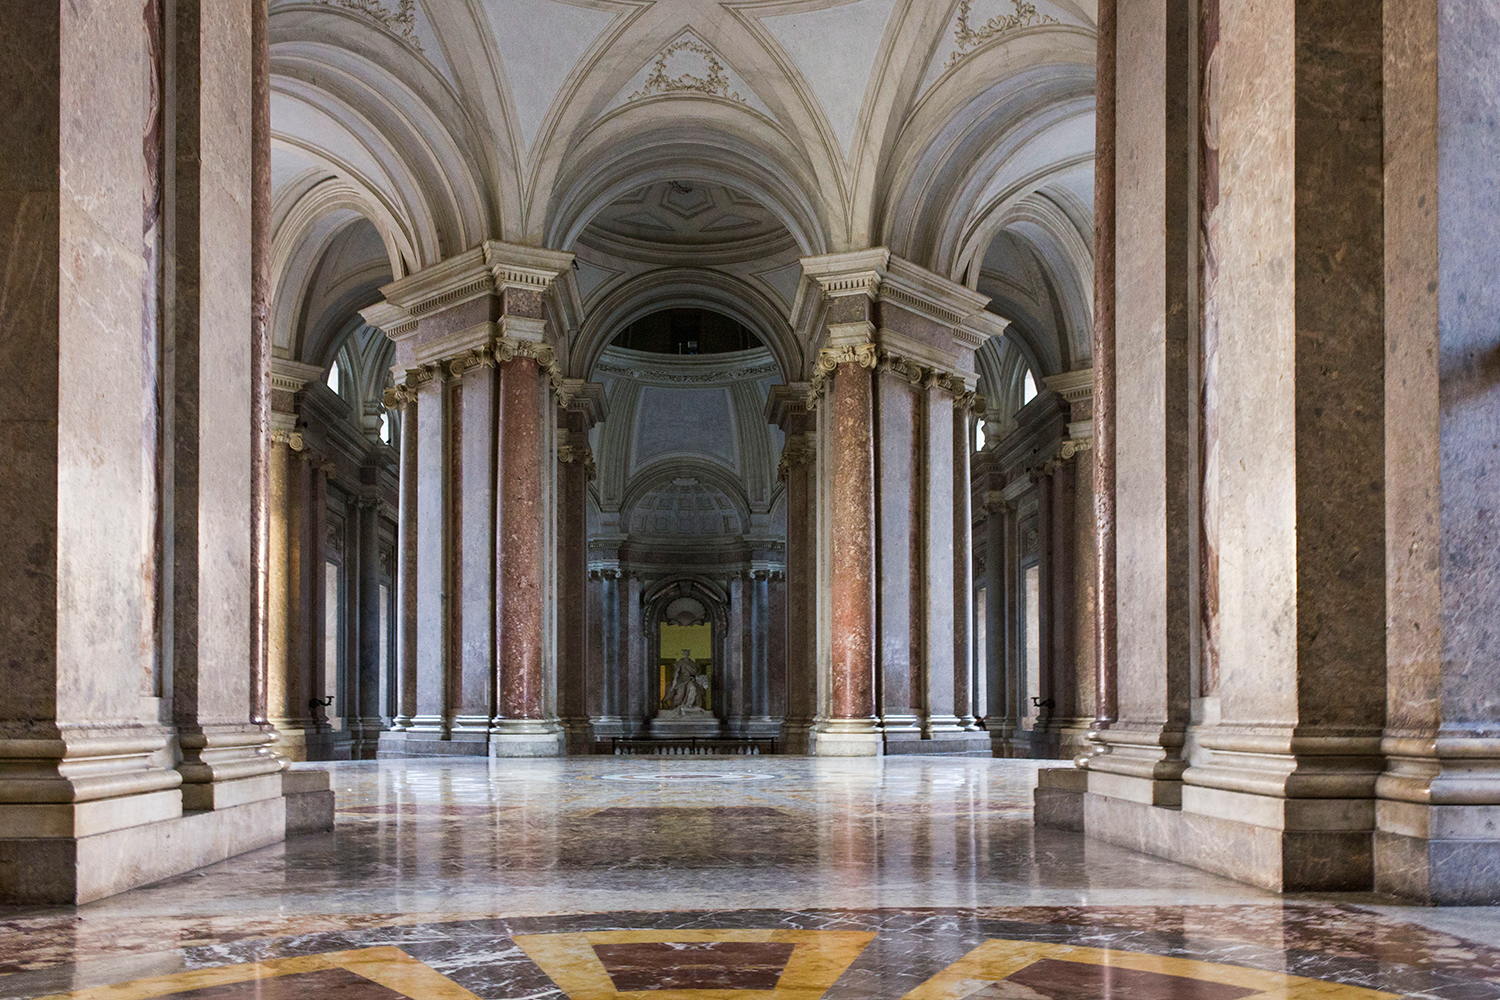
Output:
[[153, 967, 409, 999], [592, 941, 796, 990], [972, 958, 1264, 1000]]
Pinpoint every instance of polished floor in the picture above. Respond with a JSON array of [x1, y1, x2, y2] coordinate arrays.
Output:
[[2, 757, 1498, 999]]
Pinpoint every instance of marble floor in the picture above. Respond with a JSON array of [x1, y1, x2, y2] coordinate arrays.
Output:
[[2, 757, 1497, 1000]]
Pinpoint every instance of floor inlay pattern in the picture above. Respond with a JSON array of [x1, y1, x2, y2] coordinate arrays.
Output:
[[2, 760, 1498, 1000]]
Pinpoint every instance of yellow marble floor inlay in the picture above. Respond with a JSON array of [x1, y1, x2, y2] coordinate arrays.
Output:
[[511, 929, 876, 1000], [898, 940, 1404, 1000], [32, 946, 482, 1000]]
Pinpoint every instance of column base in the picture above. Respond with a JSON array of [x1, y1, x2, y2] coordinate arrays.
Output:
[[810, 719, 883, 756], [779, 720, 815, 754], [489, 721, 564, 758]]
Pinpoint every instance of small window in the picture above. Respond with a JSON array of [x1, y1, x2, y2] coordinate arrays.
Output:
[[326, 360, 342, 395], [1022, 370, 1037, 405], [380, 410, 392, 445], [974, 419, 987, 452]]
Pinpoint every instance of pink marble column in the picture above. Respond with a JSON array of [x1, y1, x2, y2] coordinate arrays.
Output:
[[493, 356, 560, 755], [827, 360, 879, 736], [768, 386, 816, 751]]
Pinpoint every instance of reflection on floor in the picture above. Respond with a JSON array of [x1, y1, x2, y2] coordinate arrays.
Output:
[[1, 758, 1497, 1000]]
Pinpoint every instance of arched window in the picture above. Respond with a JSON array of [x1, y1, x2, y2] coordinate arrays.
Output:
[[1022, 369, 1038, 405], [325, 359, 342, 396]]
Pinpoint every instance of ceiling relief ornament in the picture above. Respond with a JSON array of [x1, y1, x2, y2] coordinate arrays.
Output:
[[630, 38, 746, 104], [946, 0, 1057, 68], [313, 0, 424, 53]]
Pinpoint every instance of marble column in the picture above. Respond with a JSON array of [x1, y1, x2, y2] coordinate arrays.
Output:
[[556, 382, 606, 752], [923, 377, 960, 735], [952, 403, 977, 731], [352, 497, 383, 758], [768, 387, 816, 752], [0, 0, 284, 903], [875, 365, 923, 741], [748, 569, 776, 735], [1082, 0, 1192, 805], [1091, 0, 1118, 737], [624, 573, 647, 735], [1378, 0, 1500, 904], [451, 360, 496, 749], [982, 492, 1008, 753], [361, 242, 576, 757], [391, 396, 418, 734], [817, 331, 881, 755]]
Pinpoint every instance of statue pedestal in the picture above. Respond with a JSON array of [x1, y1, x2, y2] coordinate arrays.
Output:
[[650, 709, 722, 739]]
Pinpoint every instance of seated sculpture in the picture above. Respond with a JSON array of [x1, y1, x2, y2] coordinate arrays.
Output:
[[660, 650, 712, 717]]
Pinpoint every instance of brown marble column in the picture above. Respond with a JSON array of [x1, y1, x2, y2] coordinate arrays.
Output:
[[493, 355, 559, 754], [822, 343, 882, 753]]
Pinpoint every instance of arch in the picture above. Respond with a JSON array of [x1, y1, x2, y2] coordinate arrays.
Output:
[[880, 27, 1096, 275], [572, 269, 799, 382], [619, 458, 754, 539], [545, 102, 834, 258]]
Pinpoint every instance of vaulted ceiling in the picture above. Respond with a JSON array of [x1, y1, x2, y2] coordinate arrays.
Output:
[[269, 0, 1100, 392]]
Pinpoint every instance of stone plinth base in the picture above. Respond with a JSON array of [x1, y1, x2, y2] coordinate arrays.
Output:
[[883, 731, 992, 756], [1034, 766, 1087, 831], [376, 730, 489, 758], [1375, 800, 1500, 904], [810, 723, 883, 756], [0, 795, 286, 905], [489, 725, 565, 758], [650, 713, 723, 739], [1079, 781, 1372, 892], [283, 769, 335, 836]]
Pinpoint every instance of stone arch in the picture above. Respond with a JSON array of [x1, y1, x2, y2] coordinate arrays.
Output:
[[571, 269, 799, 382]]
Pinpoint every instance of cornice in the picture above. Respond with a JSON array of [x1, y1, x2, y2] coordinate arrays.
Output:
[[879, 255, 990, 329], [799, 248, 891, 299], [484, 240, 575, 293], [593, 346, 780, 387], [764, 382, 812, 428], [1043, 367, 1094, 404], [558, 380, 609, 425], [362, 242, 576, 336], [270, 358, 326, 393]]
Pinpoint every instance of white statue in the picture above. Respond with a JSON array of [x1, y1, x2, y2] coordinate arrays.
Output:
[[663, 650, 710, 715]]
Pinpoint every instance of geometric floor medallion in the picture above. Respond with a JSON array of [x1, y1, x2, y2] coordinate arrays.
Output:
[[511, 930, 876, 1000]]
